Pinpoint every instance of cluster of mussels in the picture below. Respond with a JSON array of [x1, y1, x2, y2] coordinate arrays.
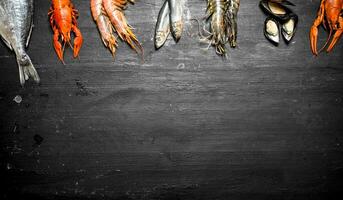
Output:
[[260, 0, 298, 45]]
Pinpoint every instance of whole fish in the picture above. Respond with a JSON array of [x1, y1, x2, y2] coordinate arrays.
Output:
[[155, 0, 170, 49], [0, 0, 40, 86], [154, 0, 184, 49]]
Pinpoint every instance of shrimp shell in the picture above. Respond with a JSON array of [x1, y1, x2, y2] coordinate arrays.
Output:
[[206, 0, 229, 56], [103, 0, 143, 55], [91, 0, 117, 56], [227, 0, 240, 48]]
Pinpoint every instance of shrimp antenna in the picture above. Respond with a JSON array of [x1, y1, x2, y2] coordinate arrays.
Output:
[[189, 18, 211, 39]]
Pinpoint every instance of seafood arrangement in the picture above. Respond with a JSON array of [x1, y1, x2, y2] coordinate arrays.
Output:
[[0, 0, 40, 86], [49, 0, 83, 63], [154, 0, 184, 49], [260, 0, 298, 45], [310, 0, 343, 56], [1, 0, 343, 86], [201, 0, 240, 57], [90, 0, 143, 57]]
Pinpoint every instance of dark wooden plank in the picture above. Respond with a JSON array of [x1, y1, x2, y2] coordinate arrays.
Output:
[[1, 0, 343, 199]]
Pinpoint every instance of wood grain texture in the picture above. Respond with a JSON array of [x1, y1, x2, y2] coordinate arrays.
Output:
[[0, 0, 343, 199]]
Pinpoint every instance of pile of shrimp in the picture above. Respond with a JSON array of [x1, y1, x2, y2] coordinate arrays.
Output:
[[90, 0, 143, 58], [200, 0, 240, 57]]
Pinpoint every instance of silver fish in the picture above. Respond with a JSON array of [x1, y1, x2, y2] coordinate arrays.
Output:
[[154, 0, 184, 49], [0, 0, 40, 86], [155, 0, 170, 49], [168, 0, 183, 41]]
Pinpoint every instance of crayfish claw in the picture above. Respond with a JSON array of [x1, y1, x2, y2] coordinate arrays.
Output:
[[72, 25, 83, 58], [53, 31, 65, 63], [310, 26, 319, 56]]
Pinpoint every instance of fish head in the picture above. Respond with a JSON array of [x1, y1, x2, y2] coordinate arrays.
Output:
[[171, 21, 183, 42], [155, 30, 169, 49]]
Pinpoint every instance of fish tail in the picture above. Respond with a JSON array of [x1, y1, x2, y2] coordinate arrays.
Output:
[[15, 52, 40, 86]]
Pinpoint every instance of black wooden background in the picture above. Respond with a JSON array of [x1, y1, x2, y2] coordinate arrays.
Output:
[[1, 0, 343, 199]]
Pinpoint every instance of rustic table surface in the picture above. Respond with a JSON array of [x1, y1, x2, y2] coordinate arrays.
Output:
[[1, 0, 342, 199]]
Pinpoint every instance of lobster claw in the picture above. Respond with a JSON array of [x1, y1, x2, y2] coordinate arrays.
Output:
[[310, 25, 319, 56], [326, 17, 343, 53], [72, 24, 83, 58], [52, 28, 65, 63]]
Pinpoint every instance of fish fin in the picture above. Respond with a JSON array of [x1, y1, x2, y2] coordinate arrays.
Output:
[[1, 36, 13, 50], [15, 52, 40, 86], [26, 20, 34, 47]]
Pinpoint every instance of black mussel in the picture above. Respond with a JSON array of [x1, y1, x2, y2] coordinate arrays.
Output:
[[281, 13, 298, 43], [259, 0, 294, 22], [268, 0, 295, 6], [264, 17, 280, 45]]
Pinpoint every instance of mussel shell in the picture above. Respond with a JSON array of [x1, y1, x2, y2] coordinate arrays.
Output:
[[280, 0, 295, 6], [281, 14, 298, 43], [268, 0, 295, 6], [264, 17, 280, 45], [259, 0, 294, 22]]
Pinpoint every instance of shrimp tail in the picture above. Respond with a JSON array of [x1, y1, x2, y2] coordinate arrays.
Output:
[[103, 0, 143, 56], [91, 0, 118, 57]]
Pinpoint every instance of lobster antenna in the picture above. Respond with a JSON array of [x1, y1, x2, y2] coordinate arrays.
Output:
[[62, 42, 66, 54], [67, 40, 74, 50]]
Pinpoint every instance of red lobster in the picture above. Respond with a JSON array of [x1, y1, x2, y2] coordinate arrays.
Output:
[[310, 0, 343, 55], [49, 0, 83, 63]]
